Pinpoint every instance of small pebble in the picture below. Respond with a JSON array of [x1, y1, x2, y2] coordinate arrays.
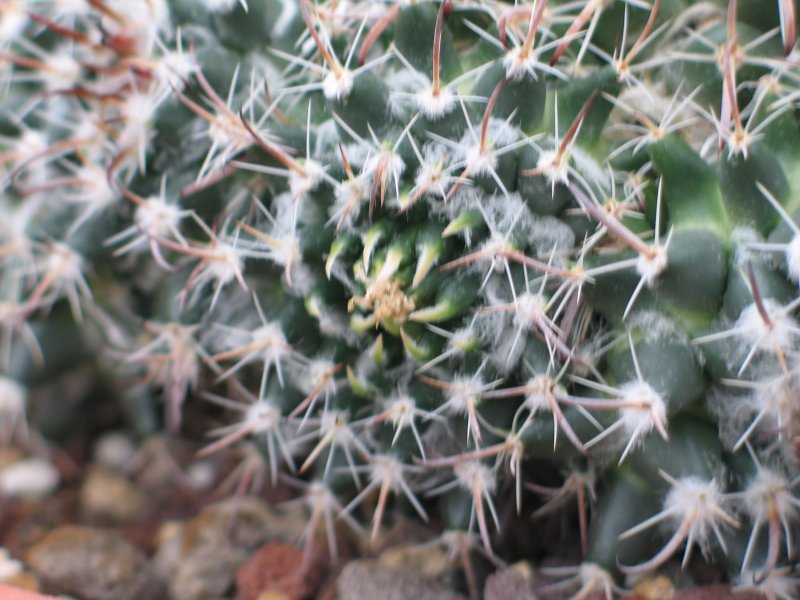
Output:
[[256, 593, 292, 600], [79, 466, 144, 523], [92, 433, 136, 472], [336, 559, 465, 600], [26, 525, 160, 600], [236, 541, 326, 600], [0, 547, 23, 581], [2, 572, 41, 593], [153, 498, 277, 600], [378, 543, 450, 578], [0, 459, 59, 500], [632, 575, 674, 600], [0, 548, 40, 593], [484, 563, 538, 600]]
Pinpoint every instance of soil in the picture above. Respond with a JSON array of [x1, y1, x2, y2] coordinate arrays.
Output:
[[0, 431, 767, 600]]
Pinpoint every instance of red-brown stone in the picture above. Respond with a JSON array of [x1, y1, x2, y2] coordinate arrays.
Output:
[[236, 541, 326, 600]]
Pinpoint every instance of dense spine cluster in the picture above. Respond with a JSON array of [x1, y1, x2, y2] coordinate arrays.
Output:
[[4, 0, 800, 596]]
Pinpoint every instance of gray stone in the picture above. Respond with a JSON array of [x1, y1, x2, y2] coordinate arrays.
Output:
[[484, 565, 539, 600], [153, 497, 278, 600], [79, 466, 145, 523], [336, 559, 465, 600]]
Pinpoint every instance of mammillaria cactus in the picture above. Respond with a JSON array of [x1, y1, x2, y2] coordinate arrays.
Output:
[[3, 0, 800, 597]]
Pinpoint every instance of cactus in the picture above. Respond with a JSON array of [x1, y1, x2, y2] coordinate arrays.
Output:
[[4, 0, 800, 596]]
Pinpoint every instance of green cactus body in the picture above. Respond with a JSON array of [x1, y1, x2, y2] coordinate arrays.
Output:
[[4, 0, 800, 597]]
